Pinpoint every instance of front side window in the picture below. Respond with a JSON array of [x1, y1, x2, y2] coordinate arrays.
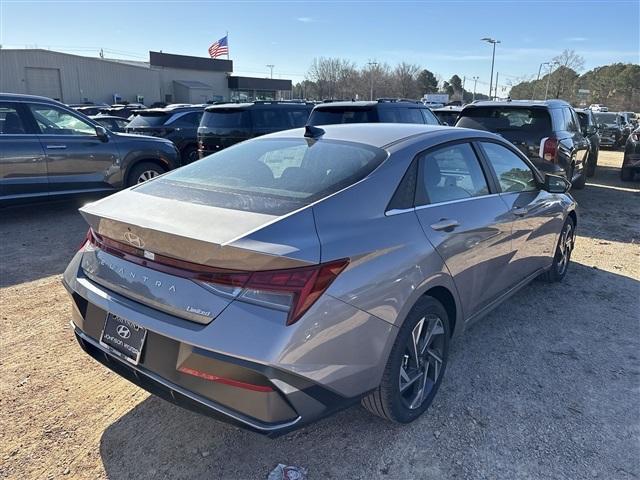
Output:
[[417, 143, 489, 205], [0, 103, 28, 134], [481, 142, 537, 193], [137, 138, 386, 215], [29, 104, 95, 135], [251, 109, 287, 129], [379, 108, 424, 124], [421, 108, 441, 125], [563, 108, 577, 132], [285, 109, 311, 128], [169, 111, 202, 127]]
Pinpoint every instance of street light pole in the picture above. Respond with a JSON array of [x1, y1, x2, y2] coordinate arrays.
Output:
[[472, 76, 479, 101], [482, 37, 500, 100], [532, 62, 549, 100], [266, 64, 274, 79], [367, 60, 378, 101]]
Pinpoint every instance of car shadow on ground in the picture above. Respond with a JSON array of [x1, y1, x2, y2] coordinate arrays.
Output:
[[0, 196, 105, 288], [98, 261, 640, 479]]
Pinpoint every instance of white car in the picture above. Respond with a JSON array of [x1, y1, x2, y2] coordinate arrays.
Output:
[[589, 104, 608, 112]]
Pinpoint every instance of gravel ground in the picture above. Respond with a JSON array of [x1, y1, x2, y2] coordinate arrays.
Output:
[[1, 150, 639, 480]]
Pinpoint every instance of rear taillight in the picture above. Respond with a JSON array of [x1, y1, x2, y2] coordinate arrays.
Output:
[[202, 259, 349, 325], [540, 137, 558, 162], [83, 228, 349, 325]]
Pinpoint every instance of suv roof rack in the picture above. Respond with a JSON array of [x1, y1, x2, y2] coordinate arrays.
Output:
[[376, 98, 422, 104]]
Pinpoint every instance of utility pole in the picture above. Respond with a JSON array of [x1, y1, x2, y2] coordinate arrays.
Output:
[[494, 72, 499, 100], [472, 76, 479, 101], [461, 76, 466, 104], [367, 61, 378, 101], [544, 62, 558, 100], [532, 62, 549, 100], [266, 64, 274, 79], [481, 37, 500, 101]]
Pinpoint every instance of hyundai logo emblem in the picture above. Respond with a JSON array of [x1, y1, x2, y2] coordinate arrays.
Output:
[[124, 231, 145, 248], [116, 325, 131, 339]]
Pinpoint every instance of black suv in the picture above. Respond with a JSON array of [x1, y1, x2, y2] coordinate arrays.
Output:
[[575, 108, 600, 177], [592, 112, 624, 148], [307, 99, 440, 126], [198, 101, 313, 157], [0, 93, 180, 204], [126, 105, 205, 164], [456, 100, 589, 189]]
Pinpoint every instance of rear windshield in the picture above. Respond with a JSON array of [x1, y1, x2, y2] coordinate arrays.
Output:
[[127, 112, 170, 127], [456, 107, 551, 133], [593, 112, 618, 124], [138, 137, 386, 215], [201, 109, 250, 129], [308, 107, 377, 126], [434, 111, 460, 126]]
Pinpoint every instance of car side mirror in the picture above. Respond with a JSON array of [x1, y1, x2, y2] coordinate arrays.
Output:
[[544, 174, 571, 194], [95, 125, 109, 142], [586, 125, 596, 135]]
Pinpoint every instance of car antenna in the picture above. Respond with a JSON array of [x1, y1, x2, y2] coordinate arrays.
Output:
[[304, 125, 325, 139]]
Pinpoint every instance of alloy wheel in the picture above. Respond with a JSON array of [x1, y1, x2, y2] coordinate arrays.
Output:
[[136, 170, 159, 183], [399, 314, 445, 410], [556, 222, 574, 275]]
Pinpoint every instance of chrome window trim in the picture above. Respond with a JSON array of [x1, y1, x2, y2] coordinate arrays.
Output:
[[385, 192, 502, 216]]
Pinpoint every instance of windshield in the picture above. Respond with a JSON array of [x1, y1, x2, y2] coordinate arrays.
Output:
[[594, 112, 618, 124], [127, 112, 170, 127], [138, 137, 386, 215], [308, 108, 377, 126], [456, 107, 551, 133]]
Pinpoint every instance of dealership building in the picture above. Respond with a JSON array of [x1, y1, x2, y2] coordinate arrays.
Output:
[[0, 49, 293, 105]]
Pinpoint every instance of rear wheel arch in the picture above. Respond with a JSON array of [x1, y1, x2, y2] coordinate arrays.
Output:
[[423, 286, 457, 337]]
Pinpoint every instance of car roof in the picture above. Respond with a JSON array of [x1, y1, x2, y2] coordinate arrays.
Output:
[[466, 99, 571, 109], [90, 115, 126, 120], [433, 106, 463, 112], [313, 100, 425, 110], [0, 92, 63, 104], [263, 123, 496, 149], [205, 101, 312, 111], [137, 105, 205, 114]]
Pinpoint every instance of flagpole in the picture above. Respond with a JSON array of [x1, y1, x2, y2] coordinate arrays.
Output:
[[226, 31, 229, 60]]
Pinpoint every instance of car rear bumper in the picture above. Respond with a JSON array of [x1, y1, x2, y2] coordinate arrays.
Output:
[[62, 251, 395, 436]]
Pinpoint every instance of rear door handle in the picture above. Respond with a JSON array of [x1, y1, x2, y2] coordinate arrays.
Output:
[[46, 145, 67, 150], [511, 207, 528, 216], [430, 219, 460, 231]]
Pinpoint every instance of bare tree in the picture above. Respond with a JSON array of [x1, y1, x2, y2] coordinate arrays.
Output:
[[393, 62, 421, 98], [551, 49, 585, 100]]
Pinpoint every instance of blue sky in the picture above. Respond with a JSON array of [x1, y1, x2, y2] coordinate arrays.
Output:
[[1, 0, 638, 95]]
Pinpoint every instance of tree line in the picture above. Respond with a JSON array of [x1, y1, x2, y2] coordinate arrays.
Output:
[[508, 50, 640, 111], [293, 58, 489, 102]]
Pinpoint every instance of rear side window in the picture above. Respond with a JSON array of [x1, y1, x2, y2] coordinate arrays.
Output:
[[251, 109, 287, 129], [285, 108, 311, 128], [378, 108, 424, 124], [416, 143, 489, 205], [139, 138, 386, 215], [169, 111, 202, 127], [456, 107, 551, 133], [308, 108, 377, 126], [421, 108, 440, 125], [0, 103, 28, 134], [128, 112, 170, 127], [201, 109, 250, 128]]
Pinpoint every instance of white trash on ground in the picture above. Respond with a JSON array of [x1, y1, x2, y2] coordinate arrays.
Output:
[[267, 464, 308, 480]]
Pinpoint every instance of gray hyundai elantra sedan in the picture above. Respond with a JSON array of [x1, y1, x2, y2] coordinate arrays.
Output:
[[63, 123, 577, 436]]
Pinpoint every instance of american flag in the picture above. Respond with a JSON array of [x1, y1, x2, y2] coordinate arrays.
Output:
[[208, 35, 229, 59]]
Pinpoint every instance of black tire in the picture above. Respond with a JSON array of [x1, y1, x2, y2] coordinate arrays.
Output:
[[181, 145, 199, 165], [585, 149, 598, 177], [362, 296, 450, 423], [126, 162, 166, 187], [544, 217, 575, 283], [620, 167, 633, 181]]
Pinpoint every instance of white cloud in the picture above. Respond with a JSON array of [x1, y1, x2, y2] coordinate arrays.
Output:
[[565, 37, 588, 42], [296, 17, 313, 23]]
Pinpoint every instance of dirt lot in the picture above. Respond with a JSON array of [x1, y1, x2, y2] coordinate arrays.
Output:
[[1, 150, 639, 480]]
